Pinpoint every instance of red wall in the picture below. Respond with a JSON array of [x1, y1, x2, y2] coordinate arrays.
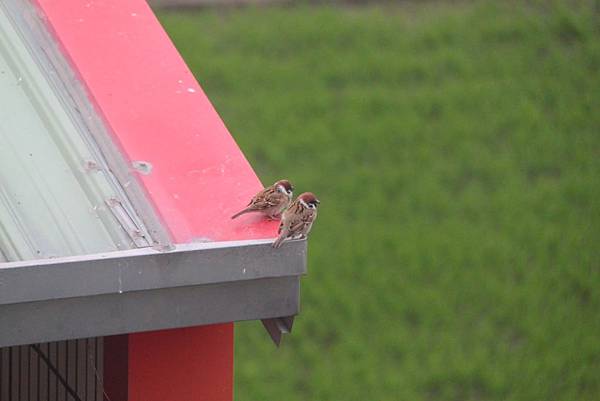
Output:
[[128, 325, 234, 401]]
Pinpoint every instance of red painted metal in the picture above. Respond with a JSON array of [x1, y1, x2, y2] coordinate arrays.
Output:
[[31, 1, 275, 400], [129, 325, 234, 401], [34, 0, 278, 243]]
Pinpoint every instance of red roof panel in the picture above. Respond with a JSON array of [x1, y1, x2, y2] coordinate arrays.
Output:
[[34, 0, 277, 243]]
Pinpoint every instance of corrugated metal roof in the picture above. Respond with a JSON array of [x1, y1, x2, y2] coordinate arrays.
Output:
[[0, 6, 156, 261]]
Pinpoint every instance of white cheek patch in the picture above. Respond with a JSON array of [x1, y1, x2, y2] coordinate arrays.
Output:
[[299, 199, 309, 209], [277, 185, 290, 195]]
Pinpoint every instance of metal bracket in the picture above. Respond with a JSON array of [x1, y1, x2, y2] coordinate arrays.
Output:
[[261, 316, 295, 347], [105, 197, 152, 248]]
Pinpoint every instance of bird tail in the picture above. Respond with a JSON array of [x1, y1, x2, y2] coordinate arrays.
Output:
[[231, 208, 251, 219]]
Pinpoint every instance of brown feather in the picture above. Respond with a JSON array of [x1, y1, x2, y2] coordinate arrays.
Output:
[[231, 181, 292, 219], [272, 195, 319, 248]]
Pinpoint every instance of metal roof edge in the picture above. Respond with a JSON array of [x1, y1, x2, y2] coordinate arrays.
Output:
[[0, 239, 307, 306], [0, 275, 301, 348]]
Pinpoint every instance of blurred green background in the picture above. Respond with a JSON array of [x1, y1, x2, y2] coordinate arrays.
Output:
[[156, 1, 600, 400]]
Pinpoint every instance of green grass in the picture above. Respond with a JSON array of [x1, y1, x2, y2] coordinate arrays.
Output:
[[157, 2, 600, 400]]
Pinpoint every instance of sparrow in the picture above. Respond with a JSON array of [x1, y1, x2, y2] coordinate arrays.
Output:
[[272, 192, 320, 248], [231, 179, 294, 220]]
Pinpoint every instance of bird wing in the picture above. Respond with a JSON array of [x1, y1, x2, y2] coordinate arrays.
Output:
[[288, 220, 306, 235], [249, 187, 282, 210], [279, 201, 300, 234], [288, 211, 314, 235]]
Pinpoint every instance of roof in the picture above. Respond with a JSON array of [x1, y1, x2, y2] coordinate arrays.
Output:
[[35, 0, 277, 243], [0, 0, 304, 347]]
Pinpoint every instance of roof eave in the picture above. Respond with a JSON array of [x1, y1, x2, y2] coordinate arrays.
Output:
[[0, 239, 306, 348]]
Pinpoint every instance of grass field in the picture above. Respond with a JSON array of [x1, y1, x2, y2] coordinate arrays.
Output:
[[157, 2, 600, 400]]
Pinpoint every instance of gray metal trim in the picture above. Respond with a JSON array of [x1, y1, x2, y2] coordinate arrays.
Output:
[[0, 276, 300, 348], [0, 239, 306, 348], [0, 239, 306, 306]]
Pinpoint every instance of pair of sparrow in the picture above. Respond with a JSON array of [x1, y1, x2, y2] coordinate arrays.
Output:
[[231, 180, 320, 248]]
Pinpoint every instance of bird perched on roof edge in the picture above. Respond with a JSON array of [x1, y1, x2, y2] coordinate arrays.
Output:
[[273, 192, 320, 248], [231, 179, 294, 220]]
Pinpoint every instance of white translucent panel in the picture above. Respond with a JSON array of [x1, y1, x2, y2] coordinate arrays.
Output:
[[0, 8, 143, 261]]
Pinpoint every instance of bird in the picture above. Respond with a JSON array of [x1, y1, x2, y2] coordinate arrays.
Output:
[[231, 179, 294, 220], [272, 192, 320, 248]]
